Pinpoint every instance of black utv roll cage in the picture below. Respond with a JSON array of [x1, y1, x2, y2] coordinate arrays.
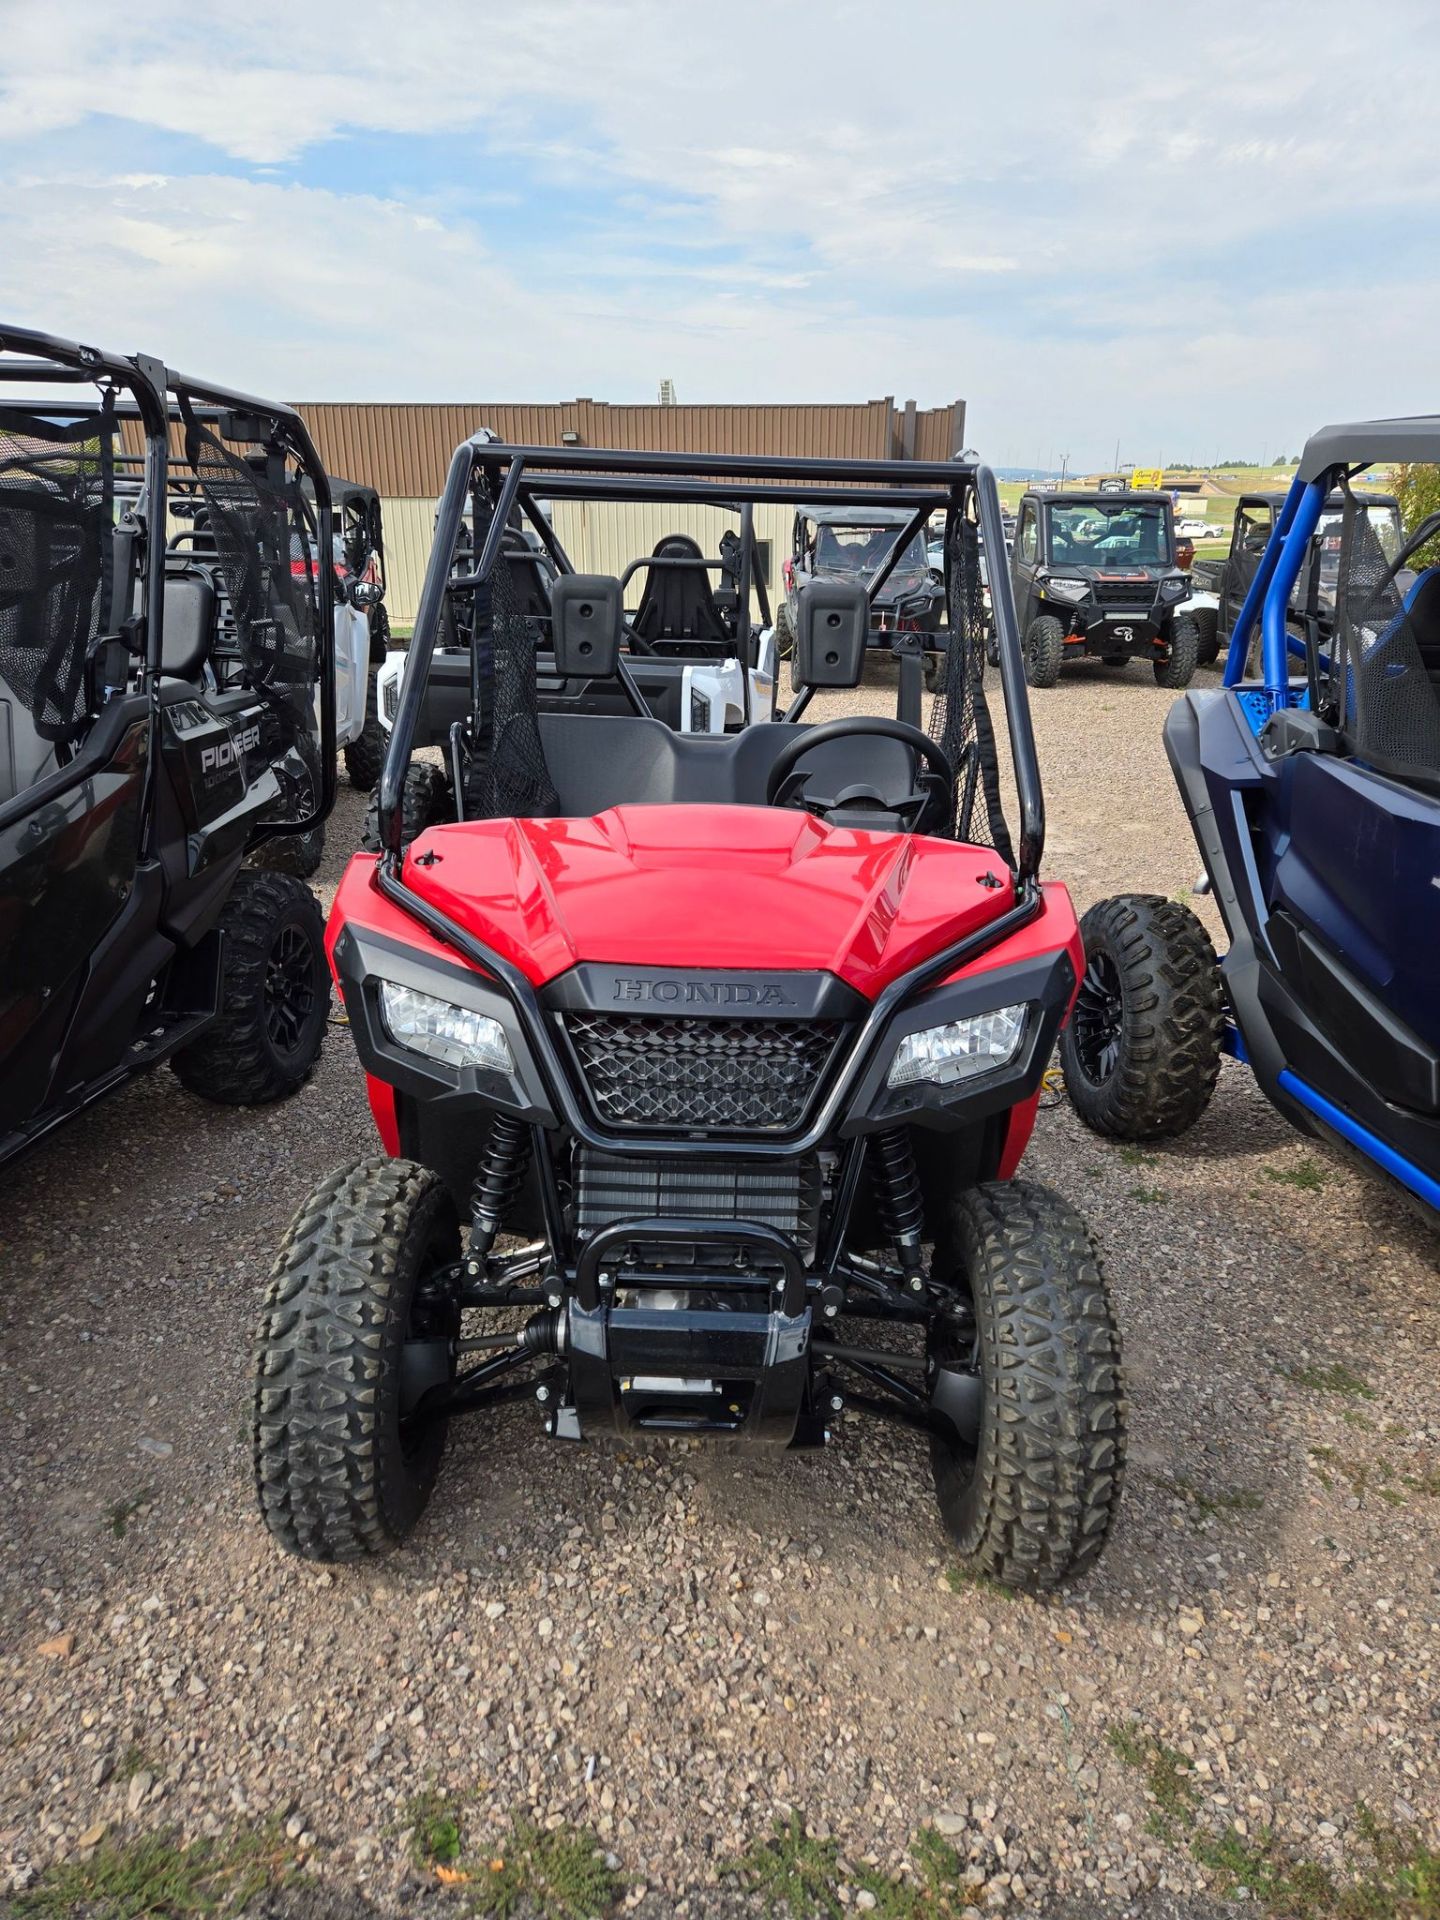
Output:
[[0, 323, 337, 839], [378, 438, 1043, 876]]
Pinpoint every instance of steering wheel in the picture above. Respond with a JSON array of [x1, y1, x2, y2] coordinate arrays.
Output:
[[764, 716, 954, 834]]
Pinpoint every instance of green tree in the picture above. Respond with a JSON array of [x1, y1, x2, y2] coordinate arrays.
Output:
[[1390, 462, 1440, 566]]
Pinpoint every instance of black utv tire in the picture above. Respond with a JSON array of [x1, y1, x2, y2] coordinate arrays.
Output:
[[247, 824, 324, 879], [1154, 614, 1201, 688], [252, 1157, 461, 1560], [929, 1180, 1125, 1592], [985, 625, 1001, 669], [1192, 606, 1221, 667], [343, 669, 386, 790], [923, 649, 947, 695], [361, 760, 454, 855], [1023, 615, 1064, 688], [1059, 893, 1224, 1140], [773, 599, 795, 664], [171, 870, 329, 1105]]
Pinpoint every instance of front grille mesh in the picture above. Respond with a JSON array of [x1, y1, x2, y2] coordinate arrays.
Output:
[[1094, 579, 1156, 607], [563, 1012, 843, 1132]]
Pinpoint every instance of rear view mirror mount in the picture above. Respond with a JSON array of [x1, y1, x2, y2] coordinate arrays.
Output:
[[793, 579, 867, 689], [551, 574, 623, 679]]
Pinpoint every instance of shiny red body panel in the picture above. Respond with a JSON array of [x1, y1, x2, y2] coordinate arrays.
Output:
[[387, 805, 1028, 994], [328, 806, 1082, 1163]]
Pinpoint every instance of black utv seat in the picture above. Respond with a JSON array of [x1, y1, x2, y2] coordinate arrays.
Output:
[[535, 711, 915, 817], [499, 533, 551, 620], [1401, 567, 1440, 685], [631, 535, 731, 653]]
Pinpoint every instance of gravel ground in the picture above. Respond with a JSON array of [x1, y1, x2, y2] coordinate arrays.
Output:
[[2, 658, 1438, 1918]]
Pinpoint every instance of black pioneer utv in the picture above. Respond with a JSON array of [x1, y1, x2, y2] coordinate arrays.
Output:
[[0, 325, 334, 1169], [1008, 490, 1199, 688]]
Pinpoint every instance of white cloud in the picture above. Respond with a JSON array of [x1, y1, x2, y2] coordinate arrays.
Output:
[[2, 0, 1439, 464]]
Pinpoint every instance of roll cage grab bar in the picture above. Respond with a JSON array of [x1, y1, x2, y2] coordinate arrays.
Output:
[[379, 439, 1044, 885], [0, 323, 337, 842]]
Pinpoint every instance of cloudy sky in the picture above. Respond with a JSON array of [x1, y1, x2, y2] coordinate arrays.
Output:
[[2, 1, 1435, 468]]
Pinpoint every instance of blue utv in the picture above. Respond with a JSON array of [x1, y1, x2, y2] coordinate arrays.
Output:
[[1058, 415, 1440, 1227]]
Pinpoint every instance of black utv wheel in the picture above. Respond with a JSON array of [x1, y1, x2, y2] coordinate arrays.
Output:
[[928, 1181, 1125, 1592], [252, 1157, 461, 1561], [1154, 614, 1200, 689], [171, 870, 329, 1105], [923, 649, 947, 695], [773, 599, 795, 664], [1023, 615, 1064, 688], [1059, 893, 1225, 1140], [248, 824, 325, 879], [1192, 606, 1221, 667], [343, 668, 386, 790], [361, 760, 454, 854]]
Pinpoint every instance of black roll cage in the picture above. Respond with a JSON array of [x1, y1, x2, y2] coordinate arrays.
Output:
[[380, 439, 1043, 872], [0, 322, 337, 839], [371, 445, 1046, 1124]]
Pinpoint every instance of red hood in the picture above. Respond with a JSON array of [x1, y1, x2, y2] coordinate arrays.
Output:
[[400, 804, 1016, 999]]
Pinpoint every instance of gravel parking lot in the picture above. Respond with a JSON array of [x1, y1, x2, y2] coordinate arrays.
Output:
[[2, 661, 1437, 1919]]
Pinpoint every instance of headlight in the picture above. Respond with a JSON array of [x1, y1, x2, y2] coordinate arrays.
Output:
[[378, 981, 514, 1075], [1041, 576, 1089, 603], [886, 1004, 1028, 1090], [1160, 575, 1189, 599]]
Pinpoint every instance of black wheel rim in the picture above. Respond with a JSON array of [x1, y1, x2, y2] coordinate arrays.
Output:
[[1071, 948, 1124, 1083], [264, 924, 316, 1057]]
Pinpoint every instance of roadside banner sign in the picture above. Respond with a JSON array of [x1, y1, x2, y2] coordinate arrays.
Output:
[[1129, 466, 1165, 490]]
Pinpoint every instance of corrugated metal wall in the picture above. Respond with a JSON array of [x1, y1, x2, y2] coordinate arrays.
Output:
[[127, 396, 964, 624], [298, 397, 964, 499], [382, 497, 798, 626]]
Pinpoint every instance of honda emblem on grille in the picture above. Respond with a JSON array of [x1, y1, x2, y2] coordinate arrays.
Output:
[[612, 978, 796, 1008]]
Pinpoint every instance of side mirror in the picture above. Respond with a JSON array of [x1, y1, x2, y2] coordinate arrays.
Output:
[[793, 579, 868, 689], [349, 578, 381, 608], [551, 573, 622, 678]]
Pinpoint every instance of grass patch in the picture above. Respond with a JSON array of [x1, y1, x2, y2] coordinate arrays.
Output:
[[1286, 1361, 1375, 1399], [1105, 1721, 1197, 1842], [1192, 1807, 1440, 1918], [466, 1818, 620, 1919], [944, 1563, 1017, 1601], [729, 1812, 976, 1919], [406, 1786, 465, 1869], [1127, 1184, 1167, 1205], [1106, 1719, 1149, 1768], [1403, 1466, 1440, 1499], [1157, 1475, 1264, 1520], [14, 1822, 296, 1917], [1119, 1145, 1158, 1167], [1264, 1158, 1329, 1191], [1307, 1447, 1408, 1506], [1111, 1720, 1439, 1917], [105, 1487, 155, 1540], [114, 1742, 159, 1784]]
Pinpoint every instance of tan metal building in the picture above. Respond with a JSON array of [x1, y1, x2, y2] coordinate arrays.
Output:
[[293, 397, 965, 623]]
